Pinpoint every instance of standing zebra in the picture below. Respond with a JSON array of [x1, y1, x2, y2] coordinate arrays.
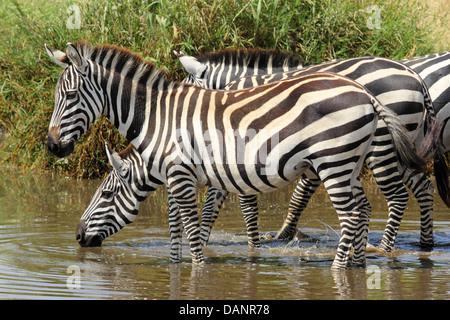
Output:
[[178, 51, 446, 250], [45, 42, 424, 268]]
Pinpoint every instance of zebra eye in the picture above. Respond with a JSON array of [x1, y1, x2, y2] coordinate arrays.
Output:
[[101, 190, 115, 199], [66, 90, 77, 100]]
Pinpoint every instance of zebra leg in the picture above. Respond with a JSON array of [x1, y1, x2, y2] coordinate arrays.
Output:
[[363, 138, 410, 252], [167, 176, 204, 264], [239, 194, 260, 248], [402, 168, 434, 247], [275, 177, 321, 240], [375, 170, 410, 253], [317, 170, 362, 269], [167, 190, 183, 263], [200, 187, 228, 246], [350, 179, 372, 266], [330, 197, 361, 270]]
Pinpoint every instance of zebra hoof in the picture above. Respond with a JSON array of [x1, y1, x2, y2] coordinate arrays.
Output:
[[377, 244, 393, 253], [350, 258, 366, 268], [330, 261, 348, 270], [274, 226, 296, 240], [419, 241, 434, 250]]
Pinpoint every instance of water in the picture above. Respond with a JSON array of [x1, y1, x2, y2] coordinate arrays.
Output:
[[0, 167, 449, 300]]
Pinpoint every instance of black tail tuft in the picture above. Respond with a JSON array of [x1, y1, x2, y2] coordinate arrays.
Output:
[[434, 148, 450, 207]]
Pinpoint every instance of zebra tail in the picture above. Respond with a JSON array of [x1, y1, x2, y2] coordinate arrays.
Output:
[[415, 81, 440, 160], [370, 97, 426, 173], [434, 136, 450, 207]]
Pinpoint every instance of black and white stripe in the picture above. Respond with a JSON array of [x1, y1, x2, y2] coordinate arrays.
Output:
[[180, 52, 447, 251], [181, 51, 448, 249], [400, 52, 450, 210], [46, 43, 424, 268], [175, 49, 303, 89]]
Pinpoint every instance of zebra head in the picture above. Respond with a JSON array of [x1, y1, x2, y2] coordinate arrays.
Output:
[[45, 43, 105, 158], [76, 143, 154, 247]]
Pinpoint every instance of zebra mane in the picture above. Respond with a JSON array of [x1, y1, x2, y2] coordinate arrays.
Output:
[[196, 48, 305, 68], [71, 41, 174, 86]]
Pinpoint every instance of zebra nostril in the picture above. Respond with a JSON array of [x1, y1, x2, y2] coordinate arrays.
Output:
[[76, 232, 83, 243]]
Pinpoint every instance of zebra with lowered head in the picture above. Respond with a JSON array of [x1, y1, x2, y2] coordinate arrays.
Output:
[[77, 142, 187, 262], [178, 50, 448, 251], [45, 42, 425, 268]]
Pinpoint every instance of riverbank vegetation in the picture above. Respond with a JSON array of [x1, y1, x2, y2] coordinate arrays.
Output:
[[0, 0, 446, 178]]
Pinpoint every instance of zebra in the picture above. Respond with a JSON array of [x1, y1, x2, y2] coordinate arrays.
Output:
[[400, 52, 450, 204], [76, 50, 308, 253], [78, 142, 185, 262], [178, 50, 448, 250], [45, 42, 425, 268]]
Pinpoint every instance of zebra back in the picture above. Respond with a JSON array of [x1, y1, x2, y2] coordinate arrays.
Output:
[[400, 51, 450, 113], [178, 49, 304, 89]]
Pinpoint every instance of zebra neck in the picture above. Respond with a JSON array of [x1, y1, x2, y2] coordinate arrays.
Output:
[[97, 62, 177, 144]]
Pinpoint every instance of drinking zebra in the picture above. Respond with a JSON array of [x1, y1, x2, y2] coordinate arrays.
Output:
[[45, 42, 424, 268], [178, 50, 448, 250]]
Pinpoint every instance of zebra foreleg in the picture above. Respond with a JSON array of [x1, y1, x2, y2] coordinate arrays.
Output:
[[167, 190, 183, 263], [275, 177, 321, 240], [167, 177, 204, 264], [239, 194, 260, 248], [200, 187, 228, 246]]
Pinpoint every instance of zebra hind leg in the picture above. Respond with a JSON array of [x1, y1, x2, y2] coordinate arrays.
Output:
[[376, 173, 410, 253], [350, 179, 372, 267], [402, 169, 434, 248], [275, 178, 321, 240], [239, 194, 260, 248], [200, 187, 228, 246], [320, 179, 362, 269]]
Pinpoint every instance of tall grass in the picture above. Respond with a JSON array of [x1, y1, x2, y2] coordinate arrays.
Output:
[[0, 0, 443, 178]]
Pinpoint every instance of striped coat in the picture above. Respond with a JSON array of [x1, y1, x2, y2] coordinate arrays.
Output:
[[179, 51, 446, 250], [46, 42, 424, 268]]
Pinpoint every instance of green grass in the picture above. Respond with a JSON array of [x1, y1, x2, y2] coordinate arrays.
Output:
[[0, 0, 444, 178]]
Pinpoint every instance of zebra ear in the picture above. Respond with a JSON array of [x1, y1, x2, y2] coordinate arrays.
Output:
[[45, 44, 69, 68], [176, 52, 207, 77], [66, 43, 88, 72], [105, 142, 124, 171]]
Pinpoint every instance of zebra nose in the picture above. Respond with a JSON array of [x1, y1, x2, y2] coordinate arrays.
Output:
[[47, 138, 60, 155], [76, 220, 87, 245], [47, 126, 61, 156], [76, 219, 103, 247], [47, 136, 75, 158]]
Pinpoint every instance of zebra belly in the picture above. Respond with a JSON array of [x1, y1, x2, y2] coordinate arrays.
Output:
[[198, 162, 310, 195]]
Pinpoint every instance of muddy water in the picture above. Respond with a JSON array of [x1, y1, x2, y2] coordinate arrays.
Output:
[[0, 167, 449, 300]]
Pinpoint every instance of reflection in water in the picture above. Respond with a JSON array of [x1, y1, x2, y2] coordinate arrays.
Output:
[[0, 168, 449, 299]]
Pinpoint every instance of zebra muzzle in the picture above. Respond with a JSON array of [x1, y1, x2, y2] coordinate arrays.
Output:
[[76, 220, 102, 247], [47, 127, 75, 158]]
